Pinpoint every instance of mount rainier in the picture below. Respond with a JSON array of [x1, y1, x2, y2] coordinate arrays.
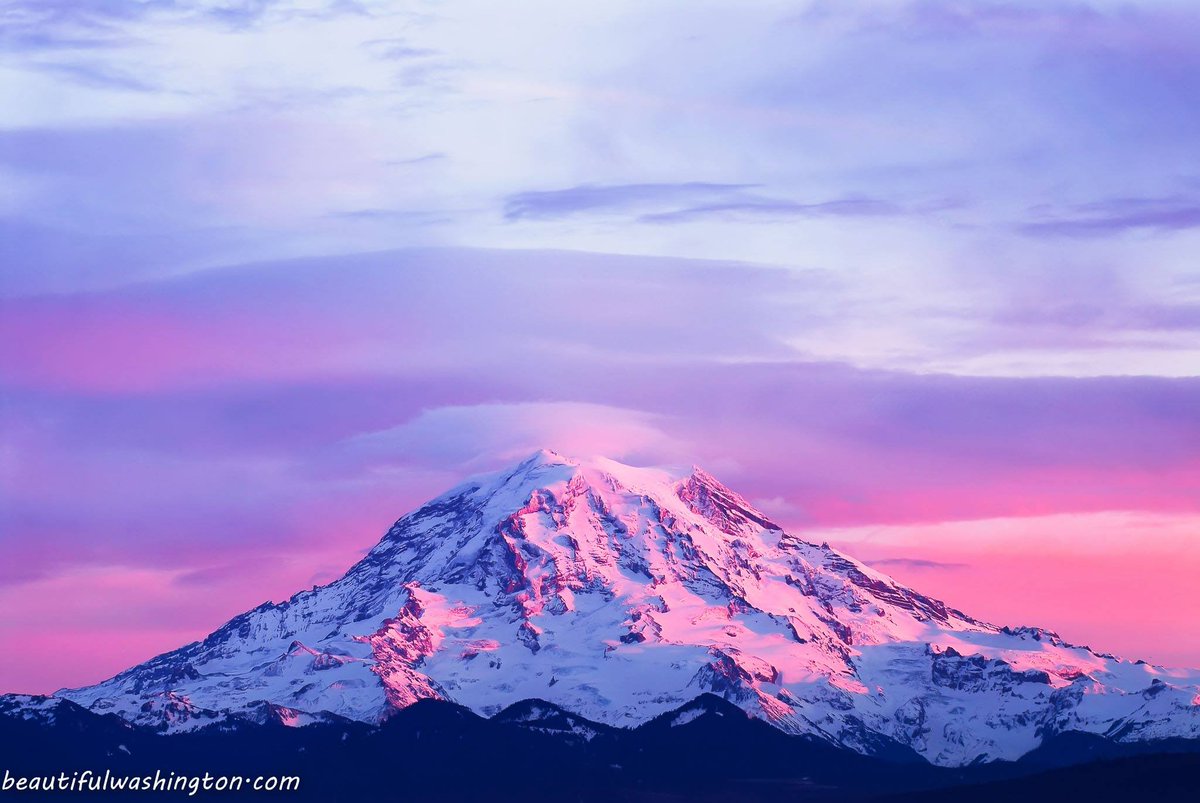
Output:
[[25, 451, 1200, 766]]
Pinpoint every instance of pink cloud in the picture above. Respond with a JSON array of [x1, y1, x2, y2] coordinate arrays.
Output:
[[827, 512, 1200, 670]]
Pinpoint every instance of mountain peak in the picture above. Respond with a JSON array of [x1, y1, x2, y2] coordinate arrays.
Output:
[[678, 463, 780, 536], [515, 447, 572, 469], [467, 452, 779, 542]]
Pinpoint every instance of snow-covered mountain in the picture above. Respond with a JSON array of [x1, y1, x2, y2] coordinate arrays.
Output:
[[45, 451, 1200, 765]]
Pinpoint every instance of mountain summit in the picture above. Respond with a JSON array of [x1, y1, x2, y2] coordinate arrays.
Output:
[[56, 451, 1200, 765]]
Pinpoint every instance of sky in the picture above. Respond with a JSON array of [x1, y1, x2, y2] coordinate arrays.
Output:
[[0, 0, 1198, 693]]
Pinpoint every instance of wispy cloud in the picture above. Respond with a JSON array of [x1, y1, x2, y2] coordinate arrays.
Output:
[[867, 557, 969, 571], [0, 0, 152, 54], [994, 302, 1200, 334], [196, 0, 374, 30], [361, 37, 440, 61], [28, 60, 164, 92], [503, 182, 752, 220], [386, 152, 446, 166], [0, 30, 139, 53], [639, 196, 903, 224], [328, 208, 454, 224], [1021, 196, 1200, 237], [503, 182, 904, 224]]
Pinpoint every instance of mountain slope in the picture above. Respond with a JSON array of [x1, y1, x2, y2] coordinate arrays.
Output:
[[55, 451, 1200, 765]]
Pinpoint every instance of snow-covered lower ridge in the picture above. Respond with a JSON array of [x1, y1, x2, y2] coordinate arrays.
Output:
[[44, 450, 1200, 765]]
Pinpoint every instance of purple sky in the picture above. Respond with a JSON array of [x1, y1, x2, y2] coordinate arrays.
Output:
[[1, 0, 1199, 693]]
